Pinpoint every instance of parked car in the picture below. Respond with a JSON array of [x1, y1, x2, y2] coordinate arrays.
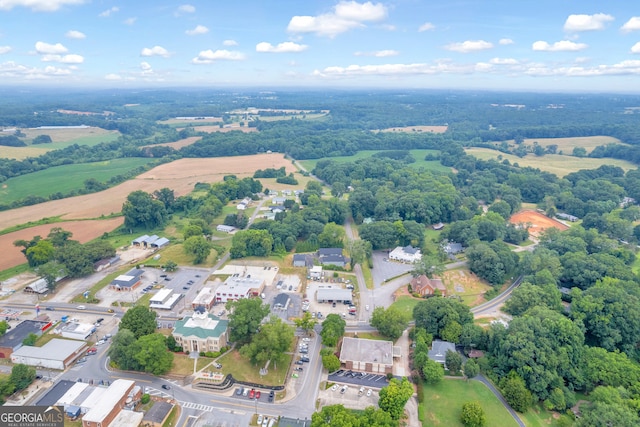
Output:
[[182, 286, 189, 290], [365, 305, 370, 311], [367, 389, 372, 397], [76, 305, 86, 310], [256, 391, 261, 399], [268, 390, 275, 402], [236, 387, 243, 396], [301, 356, 310, 363], [340, 385, 348, 394], [96, 318, 104, 323], [262, 417, 269, 427], [331, 384, 338, 391], [249, 388, 255, 399], [295, 360, 304, 365], [257, 415, 263, 425], [86, 347, 97, 355], [294, 367, 303, 371], [243, 388, 249, 397]]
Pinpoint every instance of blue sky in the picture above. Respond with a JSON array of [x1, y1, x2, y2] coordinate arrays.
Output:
[[0, 0, 639, 91]]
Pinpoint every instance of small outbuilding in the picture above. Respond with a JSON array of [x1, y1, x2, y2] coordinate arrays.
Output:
[[141, 401, 174, 427]]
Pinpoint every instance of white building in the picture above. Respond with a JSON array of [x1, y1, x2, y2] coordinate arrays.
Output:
[[11, 338, 86, 370], [214, 275, 264, 303], [81, 379, 135, 427], [149, 289, 183, 310], [310, 266, 323, 279], [388, 245, 422, 263], [192, 287, 216, 311], [61, 322, 96, 340]]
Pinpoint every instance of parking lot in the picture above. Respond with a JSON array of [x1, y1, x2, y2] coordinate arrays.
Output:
[[263, 274, 303, 321], [328, 370, 390, 389], [230, 386, 276, 404], [318, 380, 380, 410], [370, 251, 414, 287], [305, 281, 359, 322]]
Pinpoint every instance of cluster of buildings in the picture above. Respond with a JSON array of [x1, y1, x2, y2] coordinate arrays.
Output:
[[293, 248, 348, 269], [131, 235, 170, 249]]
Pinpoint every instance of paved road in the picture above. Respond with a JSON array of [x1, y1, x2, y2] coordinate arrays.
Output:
[[474, 374, 526, 427], [471, 275, 523, 317]]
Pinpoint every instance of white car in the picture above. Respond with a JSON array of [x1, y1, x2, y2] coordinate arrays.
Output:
[[331, 384, 338, 391], [77, 305, 86, 310], [365, 305, 370, 311], [95, 340, 106, 346], [367, 389, 372, 397], [257, 415, 263, 425]]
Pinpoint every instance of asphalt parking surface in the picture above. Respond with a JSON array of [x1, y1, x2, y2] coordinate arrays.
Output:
[[370, 251, 414, 286], [230, 387, 274, 404], [328, 371, 391, 389]]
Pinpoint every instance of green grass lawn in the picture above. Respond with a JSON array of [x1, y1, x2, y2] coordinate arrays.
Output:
[[422, 379, 519, 427], [299, 149, 451, 174], [169, 353, 214, 376], [45, 132, 120, 150], [0, 158, 154, 203], [520, 402, 567, 427], [390, 295, 421, 317], [216, 350, 292, 386]]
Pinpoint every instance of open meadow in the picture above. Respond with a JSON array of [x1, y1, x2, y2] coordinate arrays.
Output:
[[0, 153, 295, 270], [421, 379, 519, 427], [0, 158, 154, 203], [497, 135, 624, 154], [140, 136, 202, 150], [299, 149, 451, 174], [465, 147, 636, 177]]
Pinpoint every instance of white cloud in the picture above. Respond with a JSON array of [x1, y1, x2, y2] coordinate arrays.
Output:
[[186, 25, 209, 36], [621, 17, 640, 33], [140, 46, 170, 57], [524, 60, 640, 77], [223, 40, 238, 46], [191, 49, 246, 64], [532, 40, 588, 52], [445, 40, 493, 53], [288, 1, 387, 37], [35, 41, 68, 54], [0, 0, 85, 12], [104, 73, 122, 80], [631, 42, 640, 54], [499, 38, 514, 45], [381, 24, 395, 31], [0, 61, 72, 80], [256, 41, 308, 53], [418, 22, 435, 32], [354, 49, 399, 57], [123, 17, 137, 26], [140, 61, 152, 71], [564, 13, 614, 32], [65, 30, 85, 39], [41, 53, 84, 63], [489, 57, 519, 65], [0, 46, 12, 54], [99, 6, 118, 17], [177, 4, 195, 14]]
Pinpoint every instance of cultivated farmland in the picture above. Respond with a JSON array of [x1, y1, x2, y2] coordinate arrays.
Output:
[[502, 135, 624, 154], [510, 210, 569, 237], [465, 147, 636, 177]]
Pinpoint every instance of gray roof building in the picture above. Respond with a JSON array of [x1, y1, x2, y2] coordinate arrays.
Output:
[[110, 268, 144, 290], [316, 287, 352, 303], [273, 293, 291, 310], [142, 401, 174, 426], [428, 340, 456, 365], [36, 380, 77, 406], [319, 248, 343, 257], [0, 320, 50, 358]]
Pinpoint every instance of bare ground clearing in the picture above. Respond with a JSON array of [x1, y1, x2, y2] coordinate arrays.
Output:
[[178, 125, 258, 133], [378, 125, 448, 133], [510, 209, 569, 237], [141, 136, 202, 150], [0, 218, 124, 271]]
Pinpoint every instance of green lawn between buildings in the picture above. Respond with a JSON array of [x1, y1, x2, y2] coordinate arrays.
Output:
[[216, 349, 292, 387], [421, 379, 518, 427]]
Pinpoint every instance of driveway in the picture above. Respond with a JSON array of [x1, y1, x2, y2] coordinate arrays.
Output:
[[370, 251, 415, 288]]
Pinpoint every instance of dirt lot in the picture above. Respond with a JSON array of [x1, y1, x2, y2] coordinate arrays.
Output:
[[509, 209, 569, 237], [0, 154, 295, 271], [140, 136, 202, 150], [0, 218, 124, 271]]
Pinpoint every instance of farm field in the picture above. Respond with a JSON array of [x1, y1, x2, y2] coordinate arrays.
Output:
[[421, 379, 518, 427], [0, 154, 295, 269], [140, 136, 202, 150], [496, 135, 624, 154], [299, 149, 451, 173], [187, 125, 258, 133], [465, 147, 636, 177], [0, 218, 124, 271], [0, 158, 155, 203], [510, 210, 569, 237]]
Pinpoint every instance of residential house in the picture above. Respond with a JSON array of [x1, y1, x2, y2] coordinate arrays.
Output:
[[410, 275, 447, 297]]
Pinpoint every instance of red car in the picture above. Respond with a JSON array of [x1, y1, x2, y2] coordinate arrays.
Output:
[[249, 389, 255, 399], [86, 348, 97, 355], [255, 391, 261, 399]]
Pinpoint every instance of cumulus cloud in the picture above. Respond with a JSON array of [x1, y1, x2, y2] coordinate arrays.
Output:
[[0, 46, 12, 54], [99, 6, 118, 17], [524, 59, 640, 77], [621, 17, 640, 33], [186, 25, 209, 36], [191, 49, 246, 64], [489, 57, 519, 65], [104, 73, 122, 80], [499, 38, 514, 45], [35, 41, 68, 54], [65, 30, 85, 39], [354, 49, 399, 57], [140, 61, 154, 76], [0, 0, 85, 11], [445, 40, 493, 53], [418, 22, 435, 32], [41, 53, 84, 63], [564, 13, 614, 32], [176, 4, 195, 14], [532, 40, 588, 52], [288, 1, 387, 37], [140, 46, 170, 57], [256, 41, 308, 53], [632, 42, 640, 54], [0, 61, 72, 80], [223, 40, 238, 47], [123, 17, 137, 26]]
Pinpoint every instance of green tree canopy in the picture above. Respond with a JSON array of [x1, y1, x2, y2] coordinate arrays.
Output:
[[133, 333, 174, 375], [378, 377, 414, 420], [370, 306, 410, 341], [460, 401, 486, 427], [226, 298, 270, 345], [413, 298, 473, 340], [120, 305, 157, 339], [122, 190, 168, 229], [422, 359, 444, 384], [183, 235, 211, 263], [10, 364, 36, 391], [320, 314, 346, 347], [240, 316, 294, 368]]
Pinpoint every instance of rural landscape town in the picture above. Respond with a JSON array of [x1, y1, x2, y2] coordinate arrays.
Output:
[[2, 2, 640, 427]]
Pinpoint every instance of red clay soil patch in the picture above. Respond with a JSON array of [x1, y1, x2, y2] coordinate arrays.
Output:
[[141, 136, 202, 150], [0, 218, 123, 271], [509, 210, 569, 236]]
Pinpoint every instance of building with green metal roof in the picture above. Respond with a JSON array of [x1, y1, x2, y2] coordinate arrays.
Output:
[[172, 308, 229, 353]]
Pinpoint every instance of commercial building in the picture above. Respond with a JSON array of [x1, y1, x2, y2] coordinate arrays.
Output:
[[273, 293, 291, 310], [192, 287, 216, 311], [316, 286, 352, 304], [339, 337, 395, 374], [141, 401, 174, 427], [149, 288, 183, 310], [388, 245, 422, 263], [109, 268, 144, 291], [11, 338, 86, 370], [172, 308, 228, 353], [214, 274, 265, 303], [0, 319, 51, 359], [81, 379, 135, 427], [61, 322, 96, 340]]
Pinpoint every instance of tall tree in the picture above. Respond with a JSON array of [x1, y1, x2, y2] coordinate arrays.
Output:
[[119, 305, 157, 339], [240, 316, 294, 368], [460, 401, 486, 427], [320, 314, 346, 347], [318, 222, 346, 248], [133, 333, 174, 375], [370, 306, 410, 340], [108, 329, 141, 371], [10, 364, 36, 391], [226, 298, 270, 345], [122, 190, 168, 229], [294, 311, 317, 335], [378, 377, 414, 420], [183, 235, 211, 264], [413, 298, 473, 340]]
